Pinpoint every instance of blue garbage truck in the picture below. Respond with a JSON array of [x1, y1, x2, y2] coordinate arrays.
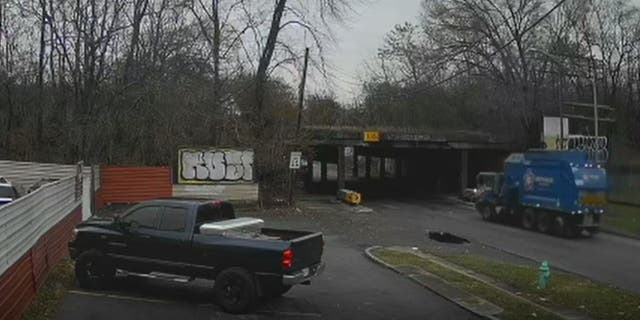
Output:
[[474, 151, 608, 237]]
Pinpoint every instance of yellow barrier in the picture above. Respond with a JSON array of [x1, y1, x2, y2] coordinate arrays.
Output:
[[337, 189, 362, 205]]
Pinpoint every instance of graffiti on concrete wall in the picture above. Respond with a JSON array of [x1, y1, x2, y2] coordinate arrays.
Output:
[[179, 149, 254, 183]]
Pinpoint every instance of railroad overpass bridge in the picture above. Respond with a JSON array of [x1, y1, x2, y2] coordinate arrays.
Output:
[[301, 126, 521, 197]]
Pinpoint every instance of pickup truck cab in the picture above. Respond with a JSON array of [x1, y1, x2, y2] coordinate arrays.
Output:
[[69, 199, 324, 313]]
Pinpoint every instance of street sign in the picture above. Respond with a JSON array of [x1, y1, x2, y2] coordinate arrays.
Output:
[[289, 152, 302, 169], [364, 131, 381, 142], [344, 147, 354, 157]]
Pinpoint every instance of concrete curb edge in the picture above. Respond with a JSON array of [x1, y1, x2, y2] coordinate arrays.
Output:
[[600, 227, 640, 240], [364, 246, 500, 320]]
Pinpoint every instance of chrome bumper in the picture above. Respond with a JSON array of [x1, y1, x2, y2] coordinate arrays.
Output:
[[283, 263, 325, 286]]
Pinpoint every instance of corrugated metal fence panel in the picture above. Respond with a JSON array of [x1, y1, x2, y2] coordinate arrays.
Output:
[[0, 206, 81, 320], [172, 184, 259, 201], [101, 167, 173, 204], [93, 165, 101, 191], [0, 160, 100, 192], [0, 253, 34, 320], [0, 176, 79, 276]]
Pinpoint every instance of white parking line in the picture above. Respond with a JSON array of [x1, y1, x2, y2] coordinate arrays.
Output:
[[68, 290, 173, 304], [70, 290, 324, 318], [256, 311, 322, 318]]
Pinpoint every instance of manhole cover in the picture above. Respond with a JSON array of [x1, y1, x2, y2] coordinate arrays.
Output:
[[427, 231, 470, 244]]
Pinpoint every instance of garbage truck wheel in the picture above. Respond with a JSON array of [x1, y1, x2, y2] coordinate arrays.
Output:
[[536, 212, 552, 234], [480, 206, 495, 221], [521, 209, 536, 230], [552, 216, 565, 237], [564, 224, 580, 238]]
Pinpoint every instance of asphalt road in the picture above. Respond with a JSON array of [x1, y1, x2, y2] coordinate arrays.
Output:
[[358, 198, 640, 294], [56, 195, 640, 320], [55, 231, 476, 320]]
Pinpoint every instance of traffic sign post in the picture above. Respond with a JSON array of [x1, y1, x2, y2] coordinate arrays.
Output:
[[288, 151, 303, 205], [289, 152, 302, 169]]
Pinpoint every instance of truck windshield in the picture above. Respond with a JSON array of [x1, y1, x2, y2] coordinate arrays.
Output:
[[572, 167, 607, 189]]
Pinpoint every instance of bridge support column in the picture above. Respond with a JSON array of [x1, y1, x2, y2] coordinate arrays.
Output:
[[338, 146, 345, 190], [352, 149, 359, 179], [460, 150, 469, 193], [321, 161, 327, 182], [365, 155, 371, 179]]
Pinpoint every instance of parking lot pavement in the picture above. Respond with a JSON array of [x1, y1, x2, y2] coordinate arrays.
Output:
[[55, 234, 477, 320]]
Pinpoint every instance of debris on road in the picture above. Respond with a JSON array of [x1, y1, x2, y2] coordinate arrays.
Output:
[[427, 231, 470, 244]]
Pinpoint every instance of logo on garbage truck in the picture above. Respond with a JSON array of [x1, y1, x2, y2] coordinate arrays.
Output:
[[524, 169, 554, 191], [524, 169, 535, 191]]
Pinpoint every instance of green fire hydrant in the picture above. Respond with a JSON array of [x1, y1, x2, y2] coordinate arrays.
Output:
[[539, 261, 551, 289]]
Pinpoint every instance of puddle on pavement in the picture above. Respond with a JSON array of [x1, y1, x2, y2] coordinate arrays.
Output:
[[427, 231, 470, 244]]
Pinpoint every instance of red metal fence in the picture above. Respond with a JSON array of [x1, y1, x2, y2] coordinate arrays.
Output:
[[100, 166, 173, 204]]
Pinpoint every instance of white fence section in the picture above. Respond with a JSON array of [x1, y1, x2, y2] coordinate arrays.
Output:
[[0, 160, 99, 220], [0, 160, 100, 192], [0, 176, 80, 276], [172, 183, 259, 201]]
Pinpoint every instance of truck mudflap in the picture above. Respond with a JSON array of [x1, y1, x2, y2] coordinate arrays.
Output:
[[283, 262, 325, 286]]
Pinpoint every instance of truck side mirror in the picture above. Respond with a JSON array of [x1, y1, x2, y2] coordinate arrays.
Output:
[[127, 221, 140, 233], [114, 215, 136, 233]]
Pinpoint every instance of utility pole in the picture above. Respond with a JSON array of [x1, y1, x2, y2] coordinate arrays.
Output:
[[592, 68, 599, 137], [289, 47, 310, 205], [295, 48, 310, 136], [557, 63, 564, 149], [528, 48, 566, 148]]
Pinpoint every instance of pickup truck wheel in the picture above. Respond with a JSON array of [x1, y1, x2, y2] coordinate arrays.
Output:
[[75, 250, 115, 289], [521, 209, 536, 230], [214, 267, 256, 314]]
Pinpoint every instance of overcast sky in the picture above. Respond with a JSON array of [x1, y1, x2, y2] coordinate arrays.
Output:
[[319, 0, 640, 104], [317, 0, 423, 103]]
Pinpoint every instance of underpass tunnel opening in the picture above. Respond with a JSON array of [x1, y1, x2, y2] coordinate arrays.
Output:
[[303, 146, 511, 198]]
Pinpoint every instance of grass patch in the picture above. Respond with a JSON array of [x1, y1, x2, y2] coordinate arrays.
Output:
[[374, 249, 560, 320], [602, 203, 640, 237], [442, 254, 640, 320], [22, 260, 75, 320]]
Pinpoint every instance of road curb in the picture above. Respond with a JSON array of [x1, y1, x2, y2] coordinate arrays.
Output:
[[600, 228, 640, 240], [364, 246, 501, 320], [365, 246, 591, 320]]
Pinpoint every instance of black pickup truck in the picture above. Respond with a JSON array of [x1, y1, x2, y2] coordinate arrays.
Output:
[[68, 199, 324, 313]]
